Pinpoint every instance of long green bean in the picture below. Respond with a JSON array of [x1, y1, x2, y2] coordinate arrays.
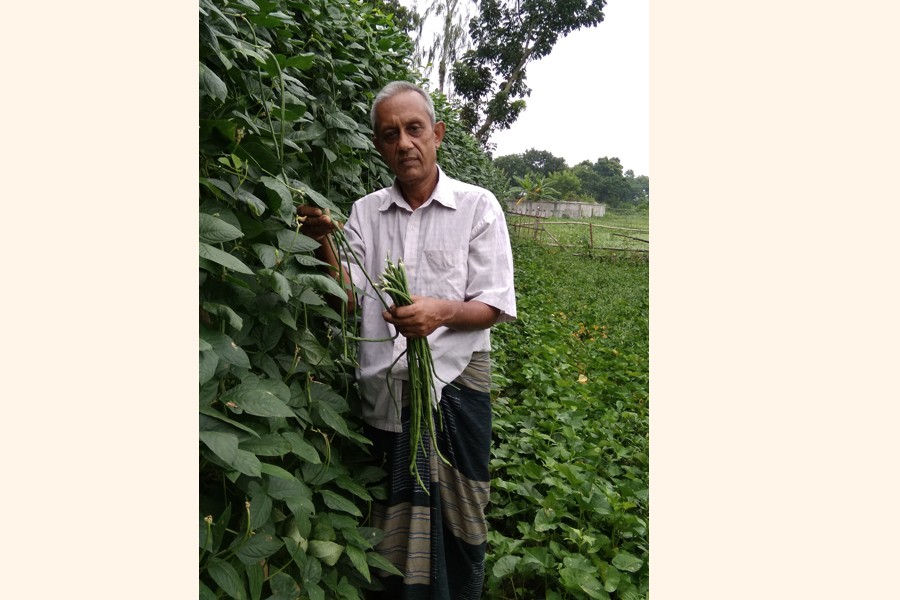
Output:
[[379, 258, 451, 493], [311, 220, 451, 493]]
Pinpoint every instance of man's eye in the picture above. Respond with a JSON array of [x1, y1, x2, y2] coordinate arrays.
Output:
[[383, 131, 399, 142], [408, 125, 423, 136]]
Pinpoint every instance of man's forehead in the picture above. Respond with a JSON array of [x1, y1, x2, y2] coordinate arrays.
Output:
[[375, 93, 429, 126]]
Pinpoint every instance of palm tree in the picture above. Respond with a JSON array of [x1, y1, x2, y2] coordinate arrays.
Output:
[[510, 172, 560, 205]]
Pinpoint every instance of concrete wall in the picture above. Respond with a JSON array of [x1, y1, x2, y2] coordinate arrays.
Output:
[[506, 200, 607, 219]]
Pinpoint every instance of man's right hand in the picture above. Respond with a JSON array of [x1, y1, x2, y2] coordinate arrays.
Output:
[[296, 205, 337, 242]]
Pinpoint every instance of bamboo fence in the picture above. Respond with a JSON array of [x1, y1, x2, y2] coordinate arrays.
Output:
[[506, 210, 649, 254]]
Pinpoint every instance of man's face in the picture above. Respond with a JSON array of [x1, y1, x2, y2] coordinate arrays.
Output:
[[373, 90, 446, 188]]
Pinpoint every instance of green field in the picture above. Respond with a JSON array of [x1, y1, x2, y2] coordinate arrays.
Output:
[[507, 209, 650, 254], [485, 231, 650, 599]]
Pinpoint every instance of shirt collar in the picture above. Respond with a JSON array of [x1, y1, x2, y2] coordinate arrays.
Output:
[[378, 165, 457, 212]]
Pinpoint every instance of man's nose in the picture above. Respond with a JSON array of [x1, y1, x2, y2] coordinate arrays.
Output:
[[397, 130, 414, 149]]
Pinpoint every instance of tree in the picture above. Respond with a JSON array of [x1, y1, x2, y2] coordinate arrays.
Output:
[[521, 148, 568, 177], [493, 153, 530, 180], [626, 171, 650, 203], [509, 172, 559, 203], [493, 148, 567, 180], [569, 157, 636, 207], [452, 0, 606, 144], [545, 169, 584, 201], [374, 0, 423, 35], [410, 0, 477, 96]]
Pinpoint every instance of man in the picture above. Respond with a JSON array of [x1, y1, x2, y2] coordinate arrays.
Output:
[[298, 80, 516, 599]]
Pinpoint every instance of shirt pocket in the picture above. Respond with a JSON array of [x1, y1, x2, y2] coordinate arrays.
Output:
[[421, 249, 467, 298]]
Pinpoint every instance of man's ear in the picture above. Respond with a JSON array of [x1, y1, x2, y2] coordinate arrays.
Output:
[[433, 121, 446, 146]]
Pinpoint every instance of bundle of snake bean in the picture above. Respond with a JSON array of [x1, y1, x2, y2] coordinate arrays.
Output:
[[379, 258, 451, 492]]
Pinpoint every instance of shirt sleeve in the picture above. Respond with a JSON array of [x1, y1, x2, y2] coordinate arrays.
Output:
[[464, 194, 517, 322]]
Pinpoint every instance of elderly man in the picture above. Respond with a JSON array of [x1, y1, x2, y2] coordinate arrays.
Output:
[[298, 80, 516, 599]]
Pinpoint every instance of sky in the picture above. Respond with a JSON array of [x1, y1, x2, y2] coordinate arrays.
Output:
[[404, 0, 650, 176], [488, 1, 649, 176]]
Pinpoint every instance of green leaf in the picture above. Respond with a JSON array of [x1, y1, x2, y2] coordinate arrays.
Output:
[[272, 306, 297, 330], [199, 581, 217, 600], [233, 0, 260, 12], [199, 431, 238, 464], [315, 401, 350, 438], [267, 473, 313, 504], [319, 490, 362, 517], [492, 555, 521, 579], [276, 228, 320, 253], [298, 328, 331, 366], [246, 560, 264, 600], [230, 449, 262, 477], [199, 242, 255, 275], [559, 561, 608, 600], [306, 583, 325, 600], [308, 540, 344, 567], [611, 550, 644, 573], [234, 187, 267, 217], [324, 110, 358, 131], [261, 175, 294, 206], [292, 121, 326, 142], [282, 431, 321, 464], [201, 431, 261, 477], [248, 486, 273, 529], [221, 384, 296, 418], [200, 177, 235, 198], [199, 350, 219, 386], [534, 506, 558, 532], [199, 406, 261, 438], [345, 544, 371, 583], [366, 551, 403, 577], [200, 212, 244, 243], [600, 563, 622, 593], [293, 253, 331, 268], [260, 462, 296, 481], [240, 433, 290, 456], [294, 273, 347, 301], [335, 475, 372, 502], [253, 244, 282, 269], [284, 52, 316, 70], [307, 381, 349, 411], [267, 269, 292, 302], [290, 180, 341, 215], [234, 532, 284, 565], [199, 62, 227, 102], [206, 558, 247, 600], [269, 572, 302, 598], [202, 302, 244, 330], [200, 329, 251, 369]]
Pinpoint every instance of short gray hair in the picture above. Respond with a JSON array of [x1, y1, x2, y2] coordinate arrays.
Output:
[[370, 81, 436, 130]]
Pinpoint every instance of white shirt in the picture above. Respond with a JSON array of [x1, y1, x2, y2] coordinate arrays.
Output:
[[342, 167, 517, 432]]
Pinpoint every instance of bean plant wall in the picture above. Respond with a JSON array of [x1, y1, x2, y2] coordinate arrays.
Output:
[[198, 1, 506, 598], [199, 0, 411, 598]]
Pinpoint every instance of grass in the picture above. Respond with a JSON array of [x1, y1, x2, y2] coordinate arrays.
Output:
[[484, 233, 649, 599], [507, 208, 649, 253]]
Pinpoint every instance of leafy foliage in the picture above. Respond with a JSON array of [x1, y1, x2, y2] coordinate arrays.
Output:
[[411, 0, 477, 95], [509, 172, 559, 204], [453, 0, 607, 143], [494, 148, 569, 180], [486, 240, 649, 599], [199, 0, 414, 597], [433, 90, 510, 199], [199, 2, 644, 598], [496, 150, 650, 207]]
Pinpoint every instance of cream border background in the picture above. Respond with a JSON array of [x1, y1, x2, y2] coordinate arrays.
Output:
[[4, 1, 899, 597]]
